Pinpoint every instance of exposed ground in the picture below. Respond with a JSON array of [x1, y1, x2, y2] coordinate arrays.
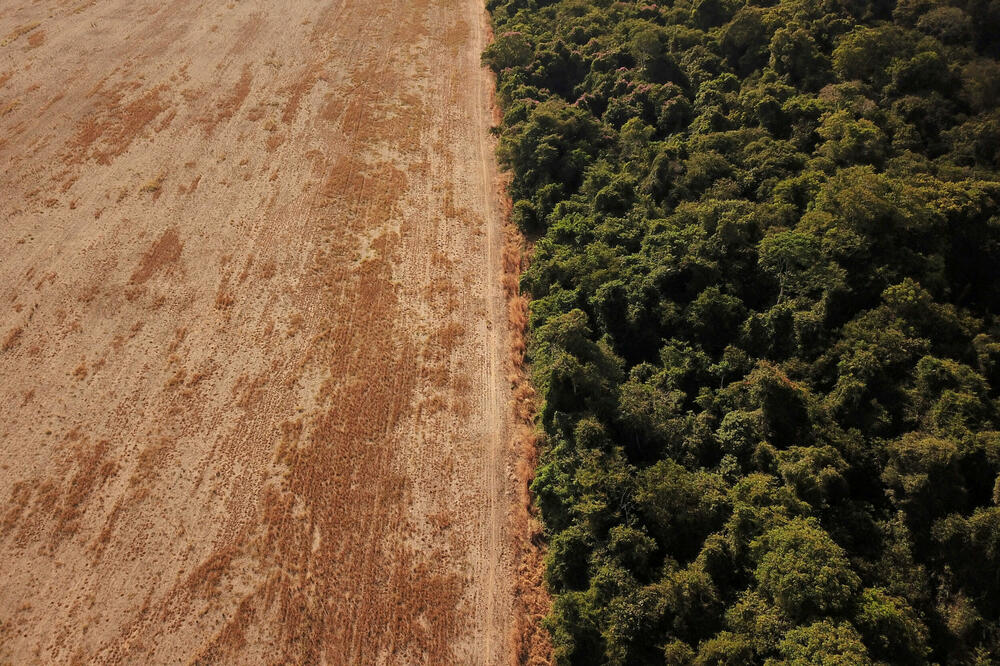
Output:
[[0, 0, 522, 662]]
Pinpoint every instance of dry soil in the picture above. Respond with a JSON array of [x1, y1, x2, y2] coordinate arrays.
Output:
[[0, 0, 520, 663]]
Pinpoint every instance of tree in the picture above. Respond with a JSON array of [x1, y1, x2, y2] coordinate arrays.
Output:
[[816, 111, 888, 166], [882, 433, 965, 528], [724, 590, 792, 655], [721, 8, 771, 76], [694, 631, 754, 664], [482, 31, 533, 70], [758, 230, 823, 303], [635, 460, 730, 562], [531, 308, 623, 425], [854, 587, 930, 663], [752, 518, 860, 620], [776, 446, 849, 510], [832, 26, 907, 87], [769, 620, 872, 665], [770, 26, 829, 90]]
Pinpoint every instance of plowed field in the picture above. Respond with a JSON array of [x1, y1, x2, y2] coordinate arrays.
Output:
[[0, 0, 520, 662]]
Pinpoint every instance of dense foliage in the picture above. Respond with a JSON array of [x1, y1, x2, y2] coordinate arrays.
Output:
[[484, 0, 1000, 663]]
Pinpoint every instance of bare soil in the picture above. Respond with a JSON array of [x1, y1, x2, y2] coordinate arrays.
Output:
[[0, 0, 522, 663]]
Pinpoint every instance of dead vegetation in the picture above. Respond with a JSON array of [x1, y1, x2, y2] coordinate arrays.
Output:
[[1, 22, 40, 47], [27, 30, 45, 49], [129, 227, 182, 284], [139, 173, 165, 196], [0, 99, 20, 117], [65, 82, 171, 166], [1, 326, 22, 352], [501, 185, 553, 666], [201, 65, 252, 135]]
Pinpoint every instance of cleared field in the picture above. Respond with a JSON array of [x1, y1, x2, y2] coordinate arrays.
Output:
[[0, 0, 520, 663]]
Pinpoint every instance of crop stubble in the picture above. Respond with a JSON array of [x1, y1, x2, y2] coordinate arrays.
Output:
[[0, 0, 526, 663]]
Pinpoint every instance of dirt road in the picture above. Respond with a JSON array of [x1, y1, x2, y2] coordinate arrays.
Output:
[[0, 0, 520, 662]]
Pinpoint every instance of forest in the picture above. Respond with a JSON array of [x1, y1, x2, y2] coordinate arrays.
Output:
[[484, 0, 1000, 663]]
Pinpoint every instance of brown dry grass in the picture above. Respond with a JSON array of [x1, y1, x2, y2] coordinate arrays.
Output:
[[27, 30, 45, 49], [0, 99, 20, 117], [65, 83, 170, 166], [55, 436, 116, 538], [130, 227, 182, 284], [201, 65, 252, 135], [1, 22, 40, 47], [1, 326, 22, 352], [138, 173, 165, 198], [186, 546, 239, 596], [501, 188, 553, 666]]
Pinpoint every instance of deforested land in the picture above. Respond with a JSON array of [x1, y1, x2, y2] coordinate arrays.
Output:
[[0, 0, 527, 663]]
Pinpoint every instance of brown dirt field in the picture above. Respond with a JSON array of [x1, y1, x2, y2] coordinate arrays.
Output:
[[0, 0, 532, 663]]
